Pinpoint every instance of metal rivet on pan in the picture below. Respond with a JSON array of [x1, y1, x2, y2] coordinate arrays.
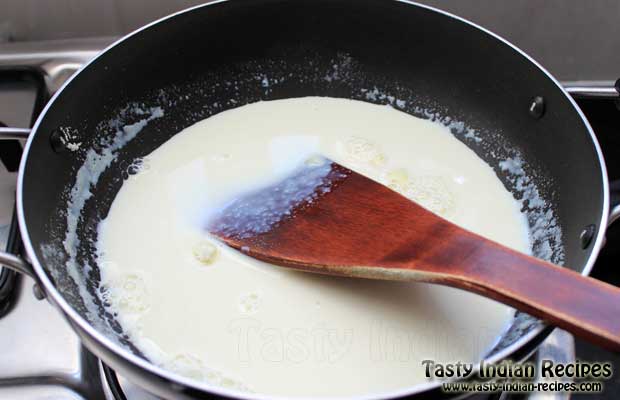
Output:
[[528, 96, 545, 119], [49, 128, 68, 153], [580, 224, 596, 249], [32, 283, 46, 300]]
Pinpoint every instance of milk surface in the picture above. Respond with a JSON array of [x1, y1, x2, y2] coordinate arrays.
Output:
[[97, 97, 531, 397]]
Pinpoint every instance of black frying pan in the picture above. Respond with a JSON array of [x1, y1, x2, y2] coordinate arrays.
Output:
[[0, 1, 615, 399]]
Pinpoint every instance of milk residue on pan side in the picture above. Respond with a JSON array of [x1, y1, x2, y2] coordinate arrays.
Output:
[[40, 104, 164, 341], [499, 156, 564, 263], [38, 51, 563, 385]]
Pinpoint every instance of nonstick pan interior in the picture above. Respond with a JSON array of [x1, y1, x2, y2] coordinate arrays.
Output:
[[19, 0, 606, 381]]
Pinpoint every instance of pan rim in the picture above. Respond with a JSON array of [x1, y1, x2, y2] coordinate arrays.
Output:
[[15, 0, 610, 399]]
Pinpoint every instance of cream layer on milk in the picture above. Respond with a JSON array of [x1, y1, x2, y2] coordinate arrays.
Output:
[[97, 97, 531, 397]]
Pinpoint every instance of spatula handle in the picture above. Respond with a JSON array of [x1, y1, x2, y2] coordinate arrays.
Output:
[[436, 242, 620, 351]]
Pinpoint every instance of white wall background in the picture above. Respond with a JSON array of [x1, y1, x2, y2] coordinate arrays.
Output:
[[0, 0, 618, 81]]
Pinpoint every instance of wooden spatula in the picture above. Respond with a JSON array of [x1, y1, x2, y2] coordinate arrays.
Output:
[[208, 157, 620, 351]]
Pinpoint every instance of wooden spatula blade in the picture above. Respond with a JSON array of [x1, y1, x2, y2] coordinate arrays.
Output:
[[209, 159, 448, 272]]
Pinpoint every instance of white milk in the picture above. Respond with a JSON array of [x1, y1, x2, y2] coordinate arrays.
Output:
[[96, 97, 531, 397]]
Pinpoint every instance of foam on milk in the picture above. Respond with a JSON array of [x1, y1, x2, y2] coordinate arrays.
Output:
[[96, 97, 532, 397]]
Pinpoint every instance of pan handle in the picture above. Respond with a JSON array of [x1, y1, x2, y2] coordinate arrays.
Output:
[[0, 127, 31, 140], [562, 78, 620, 99], [0, 252, 37, 280]]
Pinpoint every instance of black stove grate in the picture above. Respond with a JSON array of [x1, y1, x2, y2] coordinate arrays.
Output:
[[0, 70, 48, 315], [572, 96, 620, 400]]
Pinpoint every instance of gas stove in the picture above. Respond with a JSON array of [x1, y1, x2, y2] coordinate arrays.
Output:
[[0, 38, 617, 400]]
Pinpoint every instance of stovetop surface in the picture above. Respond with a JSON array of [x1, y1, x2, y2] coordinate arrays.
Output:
[[0, 56, 618, 400]]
